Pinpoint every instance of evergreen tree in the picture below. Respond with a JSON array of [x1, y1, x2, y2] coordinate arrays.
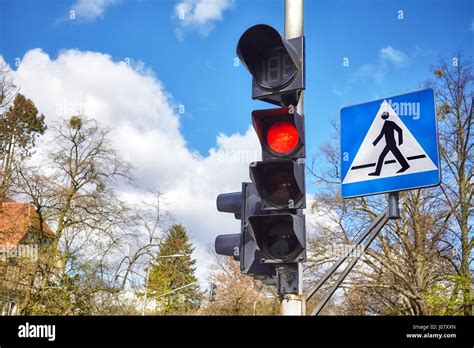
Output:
[[0, 93, 46, 200], [147, 224, 200, 314]]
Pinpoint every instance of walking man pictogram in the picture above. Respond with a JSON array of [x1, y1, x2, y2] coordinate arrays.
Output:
[[368, 111, 410, 176]]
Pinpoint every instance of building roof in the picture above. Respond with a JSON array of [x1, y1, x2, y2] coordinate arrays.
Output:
[[0, 198, 54, 252]]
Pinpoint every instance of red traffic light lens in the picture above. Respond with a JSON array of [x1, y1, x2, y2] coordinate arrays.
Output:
[[266, 121, 299, 154]]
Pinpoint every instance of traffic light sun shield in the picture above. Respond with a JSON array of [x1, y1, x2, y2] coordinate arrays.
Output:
[[215, 233, 240, 260], [236, 24, 305, 106], [214, 184, 275, 277], [248, 214, 305, 263], [237, 24, 300, 90], [250, 159, 306, 210], [240, 183, 276, 277]]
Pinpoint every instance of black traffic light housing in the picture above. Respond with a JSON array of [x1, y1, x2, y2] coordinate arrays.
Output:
[[239, 182, 276, 277], [237, 24, 305, 107], [215, 191, 241, 261], [215, 22, 306, 281], [215, 183, 275, 278]]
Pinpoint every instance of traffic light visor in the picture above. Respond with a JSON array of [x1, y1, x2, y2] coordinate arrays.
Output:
[[248, 214, 305, 262], [237, 24, 300, 90], [250, 160, 305, 209]]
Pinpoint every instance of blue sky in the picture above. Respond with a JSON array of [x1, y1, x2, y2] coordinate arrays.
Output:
[[1, 0, 472, 159]]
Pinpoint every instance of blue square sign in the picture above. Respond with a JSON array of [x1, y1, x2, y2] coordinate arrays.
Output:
[[341, 88, 441, 198]]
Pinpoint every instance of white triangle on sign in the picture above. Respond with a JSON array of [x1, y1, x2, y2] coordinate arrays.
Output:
[[342, 100, 437, 185]]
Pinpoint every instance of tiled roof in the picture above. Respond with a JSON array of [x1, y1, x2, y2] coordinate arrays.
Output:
[[0, 199, 54, 252]]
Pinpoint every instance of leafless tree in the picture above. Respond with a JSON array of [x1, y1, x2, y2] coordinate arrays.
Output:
[[426, 53, 473, 315], [10, 117, 167, 314], [200, 252, 278, 316]]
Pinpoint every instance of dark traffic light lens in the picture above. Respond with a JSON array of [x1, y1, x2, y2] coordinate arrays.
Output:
[[266, 121, 299, 154], [267, 178, 299, 206], [250, 160, 304, 208], [248, 214, 305, 263], [265, 168, 302, 207], [264, 221, 301, 260], [254, 48, 297, 89]]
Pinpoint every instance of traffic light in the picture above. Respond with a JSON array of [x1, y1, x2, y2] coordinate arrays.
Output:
[[215, 183, 275, 277], [238, 24, 306, 264], [247, 111, 307, 263], [215, 22, 306, 282], [236, 24, 305, 107]]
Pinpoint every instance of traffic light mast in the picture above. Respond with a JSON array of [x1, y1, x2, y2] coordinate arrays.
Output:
[[215, 0, 306, 315], [280, 0, 305, 315]]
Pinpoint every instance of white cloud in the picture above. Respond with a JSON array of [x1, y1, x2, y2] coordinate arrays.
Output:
[[332, 87, 343, 97], [351, 63, 386, 85], [348, 46, 408, 86], [8, 48, 259, 281], [174, 0, 235, 38], [70, 0, 118, 21], [379, 46, 408, 68]]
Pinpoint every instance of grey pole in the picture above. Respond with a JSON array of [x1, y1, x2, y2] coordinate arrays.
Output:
[[305, 208, 389, 302], [388, 192, 400, 219], [307, 192, 401, 314], [285, 0, 303, 38], [280, 0, 305, 316], [311, 211, 389, 315], [285, 0, 304, 117]]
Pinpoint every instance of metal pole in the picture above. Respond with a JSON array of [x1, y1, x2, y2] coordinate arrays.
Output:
[[153, 281, 200, 299], [141, 254, 186, 315], [285, 0, 304, 38], [285, 0, 304, 117], [388, 192, 400, 219], [305, 209, 389, 302], [141, 267, 151, 315], [280, 0, 305, 316], [280, 294, 306, 315], [311, 211, 389, 315]]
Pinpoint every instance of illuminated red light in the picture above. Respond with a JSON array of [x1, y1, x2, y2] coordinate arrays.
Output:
[[266, 121, 299, 154]]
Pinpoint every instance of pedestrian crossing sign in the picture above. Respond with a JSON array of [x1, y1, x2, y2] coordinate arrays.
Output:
[[341, 88, 441, 198]]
